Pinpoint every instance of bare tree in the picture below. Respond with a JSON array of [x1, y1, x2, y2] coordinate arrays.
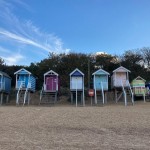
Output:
[[141, 47, 150, 69]]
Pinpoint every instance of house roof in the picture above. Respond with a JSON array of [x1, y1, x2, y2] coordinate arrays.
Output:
[[113, 66, 131, 73], [70, 68, 84, 76], [14, 68, 31, 75], [44, 70, 58, 76], [0, 71, 11, 79], [92, 69, 110, 75]]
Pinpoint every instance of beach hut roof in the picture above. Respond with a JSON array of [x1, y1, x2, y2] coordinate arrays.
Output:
[[113, 66, 131, 73], [132, 76, 146, 82], [44, 70, 58, 76], [14, 68, 31, 75], [92, 69, 110, 75], [70, 68, 84, 76], [0, 71, 11, 79]]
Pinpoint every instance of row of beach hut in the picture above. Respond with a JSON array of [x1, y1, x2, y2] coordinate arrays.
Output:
[[0, 66, 149, 106]]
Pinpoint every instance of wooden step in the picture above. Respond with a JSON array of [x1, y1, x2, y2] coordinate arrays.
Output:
[[40, 92, 57, 105]]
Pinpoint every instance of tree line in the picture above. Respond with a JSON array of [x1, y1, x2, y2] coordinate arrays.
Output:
[[1, 47, 150, 91]]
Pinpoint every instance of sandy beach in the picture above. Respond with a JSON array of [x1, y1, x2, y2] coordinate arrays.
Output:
[[0, 101, 150, 150]]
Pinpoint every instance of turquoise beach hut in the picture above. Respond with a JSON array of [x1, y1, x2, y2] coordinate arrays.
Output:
[[14, 68, 36, 105], [92, 69, 109, 105]]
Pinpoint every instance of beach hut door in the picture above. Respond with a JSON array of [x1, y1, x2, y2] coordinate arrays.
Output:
[[95, 76, 106, 90], [46, 77, 57, 91], [115, 73, 126, 87], [71, 77, 82, 89]]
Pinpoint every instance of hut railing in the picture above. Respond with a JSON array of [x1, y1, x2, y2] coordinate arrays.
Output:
[[23, 88, 29, 106], [16, 82, 24, 105], [40, 85, 44, 102], [126, 80, 134, 104], [17, 81, 25, 89], [121, 80, 127, 106]]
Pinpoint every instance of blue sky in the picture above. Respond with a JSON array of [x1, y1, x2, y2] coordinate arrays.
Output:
[[0, 0, 150, 65]]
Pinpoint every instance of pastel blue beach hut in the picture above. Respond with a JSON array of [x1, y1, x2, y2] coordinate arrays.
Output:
[[14, 68, 36, 105], [70, 68, 85, 106], [40, 70, 59, 104], [0, 71, 11, 104], [111, 66, 134, 106], [92, 69, 109, 105]]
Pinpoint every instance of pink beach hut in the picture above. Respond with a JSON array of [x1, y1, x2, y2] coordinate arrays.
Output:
[[111, 66, 134, 106], [40, 70, 59, 104]]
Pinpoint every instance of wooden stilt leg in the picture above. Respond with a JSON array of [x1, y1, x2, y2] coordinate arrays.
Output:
[[56, 92, 57, 102], [81, 92, 82, 105], [71, 92, 73, 104], [76, 90, 77, 107], [143, 94, 145, 103], [91, 96, 92, 106], [115, 89, 117, 103], [28, 92, 30, 105], [6, 94, 9, 103], [95, 90, 97, 104], [1, 93, 3, 105], [105, 92, 107, 104], [124, 93, 127, 106], [83, 91, 85, 106]]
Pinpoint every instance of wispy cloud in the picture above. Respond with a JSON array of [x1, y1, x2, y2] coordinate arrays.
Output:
[[2, 54, 25, 66], [0, 29, 56, 52], [0, 0, 70, 65], [0, 42, 25, 65]]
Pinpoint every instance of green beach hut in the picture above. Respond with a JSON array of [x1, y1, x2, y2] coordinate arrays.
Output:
[[131, 76, 146, 102]]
